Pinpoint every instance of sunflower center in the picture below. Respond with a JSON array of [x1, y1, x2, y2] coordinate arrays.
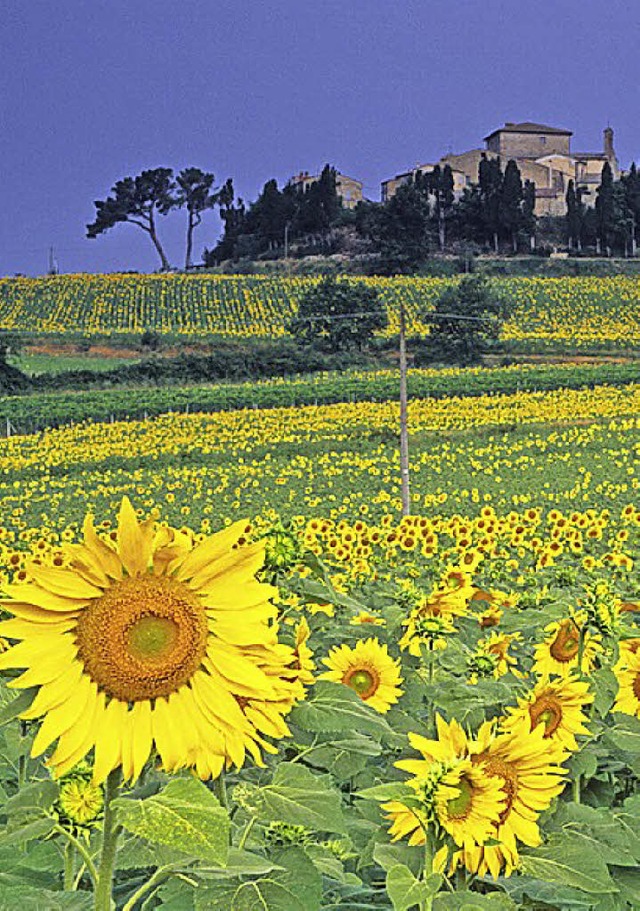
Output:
[[75, 576, 208, 702], [529, 696, 562, 736], [549, 621, 580, 663], [482, 756, 517, 825], [632, 673, 640, 702], [343, 666, 379, 699], [446, 776, 473, 820]]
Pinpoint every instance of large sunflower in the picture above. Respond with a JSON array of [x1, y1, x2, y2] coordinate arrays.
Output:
[[320, 637, 403, 713], [501, 675, 593, 751], [0, 499, 306, 784], [533, 614, 602, 677], [613, 649, 640, 718]]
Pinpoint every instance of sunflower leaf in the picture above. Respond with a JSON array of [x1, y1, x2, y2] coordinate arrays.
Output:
[[519, 835, 618, 894], [113, 777, 229, 866], [289, 681, 392, 739], [386, 864, 442, 911], [0, 687, 37, 727], [245, 762, 347, 835]]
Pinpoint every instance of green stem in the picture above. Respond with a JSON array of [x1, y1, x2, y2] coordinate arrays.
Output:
[[212, 771, 228, 811], [573, 773, 581, 804], [93, 769, 123, 911], [53, 825, 98, 887], [63, 841, 75, 891], [577, 626, 586, 678], [238, 816, 256, 851], [122, 864, 177, 911]]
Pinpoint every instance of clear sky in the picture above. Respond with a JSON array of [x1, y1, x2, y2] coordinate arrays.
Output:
[[1, 0, 639, 276]]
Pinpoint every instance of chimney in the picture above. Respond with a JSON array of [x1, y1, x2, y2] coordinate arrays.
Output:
[[604, 127, 615, 160]]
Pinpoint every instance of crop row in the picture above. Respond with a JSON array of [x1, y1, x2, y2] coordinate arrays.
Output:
[[3, 360, 640, 435], [2, 273, 640, 348]]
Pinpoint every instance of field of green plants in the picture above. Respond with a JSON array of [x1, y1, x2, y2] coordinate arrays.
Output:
[[1, 277, 640, 910], [2, 273, 640, 350]]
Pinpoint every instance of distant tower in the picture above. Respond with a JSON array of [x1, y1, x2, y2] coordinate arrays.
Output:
[[603, 126, 619, 178], [603, 126, 615, 160]]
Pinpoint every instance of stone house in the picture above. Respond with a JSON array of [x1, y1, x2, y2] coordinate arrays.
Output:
[[289, 170, 364, 209], [381, 122, 621, 216]]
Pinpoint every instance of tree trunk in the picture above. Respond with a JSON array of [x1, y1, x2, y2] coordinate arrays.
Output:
[[148, 209, 171, 271], [512, 230, 517, 254], [530, 234, 536, 252], [577, 236, 582, 253], [596, 238, 602, 255], [185, 214, 194, 270], [439, 213, 445, 252], [493, 232, 499, 254]]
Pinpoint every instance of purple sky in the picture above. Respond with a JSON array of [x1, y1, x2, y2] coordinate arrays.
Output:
[[1, 0, 639, 276]]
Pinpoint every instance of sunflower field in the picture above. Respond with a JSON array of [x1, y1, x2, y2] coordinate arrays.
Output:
[[2, 273, 640, 350], [0, 358, 640, 910]]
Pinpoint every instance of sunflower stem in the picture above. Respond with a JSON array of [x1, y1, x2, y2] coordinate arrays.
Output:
[[122, 864, 178, 911], [53, 824, 99, 887], [94, 769, 123, 911], [573, 773, 581, 804], [212, 770, 229, 811], [63, 841, 75, 891], [577, 626, 586, 678], [238, 815, 257, 851]]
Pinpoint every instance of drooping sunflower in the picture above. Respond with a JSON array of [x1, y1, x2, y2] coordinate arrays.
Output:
[[434, 759, 506, 850], [500, 675, 593, 751], [320, 638, 403, 713], [0, 498, 305, 784], [459, 721, 568, 877], [613, 649, 640, 718], [532, 614, 602, 677]]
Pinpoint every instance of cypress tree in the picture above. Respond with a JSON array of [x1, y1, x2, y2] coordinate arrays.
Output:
[[595, 161, 615, 255], [500, 160, 524, 253]]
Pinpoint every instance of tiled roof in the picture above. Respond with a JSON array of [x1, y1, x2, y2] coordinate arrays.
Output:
[[484, 122, 572, 140]]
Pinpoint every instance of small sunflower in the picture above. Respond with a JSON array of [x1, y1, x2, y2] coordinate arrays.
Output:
[[0, 499, 306, 784], [320, 638, 403, 713], [533, 615, 602, 677], [613, 650, 640, 718], [501, 675, 593, 751]]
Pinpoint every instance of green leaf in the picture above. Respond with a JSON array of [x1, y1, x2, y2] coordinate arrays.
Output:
[[519, 836, 617, 894], [386, 863, 442, 911], [304, 844, 360, 885], [231, 880, 306, 911], [498, 875, 592, 910], [2, 780, 59, 816], [0, 688, 37, 727], [373, 841, 422, 876], [433, 893, 516, 911], [289, 681, 392, 739], [606, 715, 640, 753], [247, 761, 347, 834], [0, 817, 55, 847], [113, 776, 230, 866], [0, 888, 92, 911], [356, 782, 414, 802]]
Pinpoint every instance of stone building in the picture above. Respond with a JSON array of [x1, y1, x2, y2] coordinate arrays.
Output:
[[289, 170, 364, 209], [381, 122, 621, 216]]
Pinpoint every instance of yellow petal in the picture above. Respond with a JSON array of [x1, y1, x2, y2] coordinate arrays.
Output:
[[20, 663, 85, 720], [25, 564, 104, 600], [0, 601, 81, 624], [2, 584, 90, 613], [82, 514, 123, 580], [48, 683, 101, 771], [117, 497, 154, 577], [31, 673, 93, 757], [130, 701, 153, 782], [173, 519, 249, 583], [92, 698, 125, 785]]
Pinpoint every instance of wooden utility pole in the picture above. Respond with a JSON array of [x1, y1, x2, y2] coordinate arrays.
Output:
[[399, 300, 410, 516]]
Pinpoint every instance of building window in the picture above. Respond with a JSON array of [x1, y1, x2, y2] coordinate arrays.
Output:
[[540, 136, 547, 145]]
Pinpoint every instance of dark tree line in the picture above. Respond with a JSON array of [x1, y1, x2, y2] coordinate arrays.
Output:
[[356, 155, 536, 271], [204, 165, 345, 264], [565, 162, 640, 257]]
